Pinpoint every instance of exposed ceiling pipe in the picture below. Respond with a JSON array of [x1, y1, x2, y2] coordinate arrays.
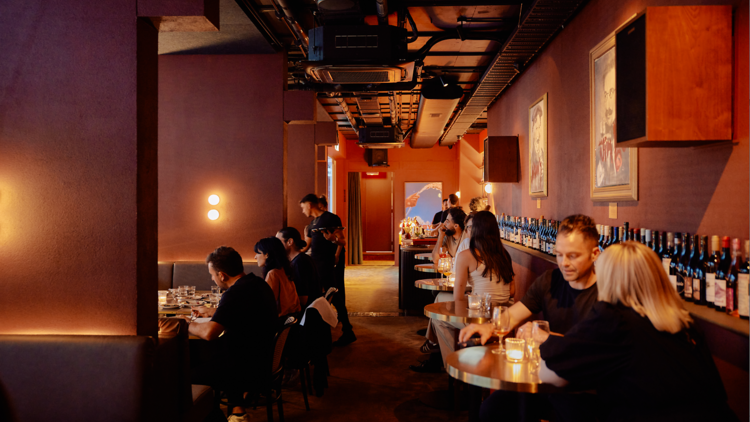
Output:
[[272, 0, 309, 56], [388, 92, 398, 128], [375, 0, 388, 25], [335, 97, 359, 135], [404, 9, 419, 43]]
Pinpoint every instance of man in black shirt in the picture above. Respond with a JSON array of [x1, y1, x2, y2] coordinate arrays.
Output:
[[276, 226, 322, 307], [459, 215, 602, 422], [189, 246, 278, 422], [300, 193, 356, 346], [431, 199, 449, 228]]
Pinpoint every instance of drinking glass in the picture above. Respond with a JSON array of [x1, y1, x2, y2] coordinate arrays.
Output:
[[483, 293, 492, 314], [209, 294, 220, 308], [505, 338, 525, 362], [187, 286, 196, 298], [491, 306, 511, 354], [528, 320, 550, 366], [211, 286, 220, 295], [178, 285, 188, 297], [168, 288, 178, 299], [467, 294, 482, 310]]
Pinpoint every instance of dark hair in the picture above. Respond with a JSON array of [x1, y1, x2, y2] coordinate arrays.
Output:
[[558, 214, 599, 245], [254, 237, 291, 278], [206, 246, 244, 277], [465, 213, 475, 225], [278, 227, 306, 250], [300, 193, 319, 205], [442, 198, 448, 204], [469, 211, 514, 284], [447, 207, 466, 230], [448, 193, 459, 206], [318, 195, 328, 209]]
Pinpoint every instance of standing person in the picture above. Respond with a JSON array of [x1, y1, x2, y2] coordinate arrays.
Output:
[[276, 227, 323, 307], [300, 193, 356, 346], [538, 242, 737, 422], [254, 237, 301, 318], [432, 199, 449, 228], [459, 214, 603, 422], [188, 246, 278, 422]]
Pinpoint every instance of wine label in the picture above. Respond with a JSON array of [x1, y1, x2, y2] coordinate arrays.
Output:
[[738, 274, 749, 317], [684, 276, 693, 298], [706, 273, 716, 303], [726, 288, 735, 313], [669, 275, 677, 291], [715, 279, 726, 308], [692, 277, 700, 301]]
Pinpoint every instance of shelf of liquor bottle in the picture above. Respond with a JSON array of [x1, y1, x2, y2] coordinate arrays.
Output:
[[503, 241, 558, 265], [682, 301, 749, 337]]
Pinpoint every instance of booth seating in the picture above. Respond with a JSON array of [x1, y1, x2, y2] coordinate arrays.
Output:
[[158, 261, 262, 291], [0, 325, 218, 422]]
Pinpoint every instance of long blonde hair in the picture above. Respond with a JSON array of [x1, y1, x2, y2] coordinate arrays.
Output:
[[596, 241, 692, 334]]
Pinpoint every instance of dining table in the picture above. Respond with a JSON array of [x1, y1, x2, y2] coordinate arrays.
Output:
[[414, 252, 433, 261], [415, 278, 471, 293], [414, 263, 437, 273], [423, 300, 491, 324]]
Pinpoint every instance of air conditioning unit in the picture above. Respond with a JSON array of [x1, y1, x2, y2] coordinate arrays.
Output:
[[307, 66, 406, 85], [365, 149, 388, 167], [307, 25, 407, 63], [357, 126, 404, 149]]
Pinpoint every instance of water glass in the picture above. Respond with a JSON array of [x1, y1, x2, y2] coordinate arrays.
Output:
[[211, 286, 221, 295], [467, 294, 482, 310], [209, 293, 220, 308], [483, 293, 492, 313], [187, 286, 196, 298], [178, 285, 188, 297]]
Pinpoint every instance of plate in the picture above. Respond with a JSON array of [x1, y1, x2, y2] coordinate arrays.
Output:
[[183, 300, 204, 306], [161, 304, 180, 309]]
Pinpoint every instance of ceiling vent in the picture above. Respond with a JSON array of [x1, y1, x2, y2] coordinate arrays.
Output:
[[357, 126, 404, 149], [308, 66, 407, 84]]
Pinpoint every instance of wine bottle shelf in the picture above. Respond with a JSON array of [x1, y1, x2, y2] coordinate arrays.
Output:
[[503, 241, 558, 265]]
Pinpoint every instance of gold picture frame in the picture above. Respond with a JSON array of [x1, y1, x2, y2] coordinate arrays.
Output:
[[589, 33, 638, 202], [528, 92, 548, 198]]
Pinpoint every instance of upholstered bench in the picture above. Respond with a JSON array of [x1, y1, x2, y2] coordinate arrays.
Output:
[[161, 261, 261, 291]]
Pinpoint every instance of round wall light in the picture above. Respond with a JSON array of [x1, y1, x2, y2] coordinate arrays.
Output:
[[455, 191, 461, 198], [484, 183, 493, 193], [208, 194, 220, 205], [207, 209, 220, 220]]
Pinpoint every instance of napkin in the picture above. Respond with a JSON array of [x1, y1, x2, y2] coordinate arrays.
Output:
[[301, 297, 339, 327]]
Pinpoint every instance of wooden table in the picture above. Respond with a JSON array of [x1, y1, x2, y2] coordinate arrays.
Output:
[[414, 253, 433, 261], [446, 346, 562, 394], [415, 278, 473, 293], [415, 263, 437, 273], [424, 301, 491, 324], [158, 290, 215, 315]]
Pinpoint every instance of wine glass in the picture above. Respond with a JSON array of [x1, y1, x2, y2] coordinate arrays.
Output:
[[529, 320, 550, 365], [491, 306, 511, 354], [442, 257, 454, 280]]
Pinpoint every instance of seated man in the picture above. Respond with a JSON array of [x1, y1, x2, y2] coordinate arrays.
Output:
[[459, 215, 602, 422], [189, 246, 278, 422]]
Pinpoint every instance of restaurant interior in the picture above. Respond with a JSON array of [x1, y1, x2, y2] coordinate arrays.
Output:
[[1, 0, 749, 421]]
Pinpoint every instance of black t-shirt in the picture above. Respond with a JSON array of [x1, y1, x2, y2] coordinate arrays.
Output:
[[309, 211, 342, 264], [211, 273, 278, 374], [520, 269, 598, 334], [289, 253, 322, 304], [432, 210, 447, 225], [540, 302, 735, 422]]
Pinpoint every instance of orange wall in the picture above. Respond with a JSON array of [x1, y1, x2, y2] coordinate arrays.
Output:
[[330, 138, 459, 265]]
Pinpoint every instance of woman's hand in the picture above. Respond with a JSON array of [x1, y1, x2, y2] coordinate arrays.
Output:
[[458, 323, 493, 345]]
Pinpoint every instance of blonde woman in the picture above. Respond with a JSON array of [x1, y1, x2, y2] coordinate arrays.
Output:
[[537, 242, 736, 422]]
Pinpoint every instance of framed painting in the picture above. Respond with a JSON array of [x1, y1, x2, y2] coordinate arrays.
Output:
[[404, 182, 443, 226], [589, 33, 638, 202], [529, 93, 548, 198]]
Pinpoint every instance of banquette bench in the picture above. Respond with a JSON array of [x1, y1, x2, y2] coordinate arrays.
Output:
[[159, 261, 262, 291]]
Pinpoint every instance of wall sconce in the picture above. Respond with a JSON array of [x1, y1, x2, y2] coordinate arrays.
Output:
[[334, 144, 340, 151], [484, 183, 493, 193], [208, 194, 220, 205], [455, 191, 461, 198], [207, 209, 220, 220]]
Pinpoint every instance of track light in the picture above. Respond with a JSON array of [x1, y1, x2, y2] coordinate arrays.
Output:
[[439, 76, 448, 88]]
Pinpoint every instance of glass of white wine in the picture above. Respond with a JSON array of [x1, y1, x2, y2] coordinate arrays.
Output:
[[491, 306, 511, 354]]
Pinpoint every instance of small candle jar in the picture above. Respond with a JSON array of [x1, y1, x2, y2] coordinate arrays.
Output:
[[467, 294, 482, 310], [505, 338, 526, 363]]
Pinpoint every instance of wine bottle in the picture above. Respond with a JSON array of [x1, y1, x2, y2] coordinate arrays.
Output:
[[739, 240, 749, 319], [690, 235, 703, 304], [681, 233, 693, 302], [661, 232, 674, 278], [634, 228, 641, 243], [623, 222, 630, 241], [714, 236, 731, 312], [611, 227, 620, 248], [726, 238, 741, 317], [652, 230, 660, 254], [669, 233, 682, 293], [706, 236, 719, 308], [640, 228, 647, 245], [541, 219, 548, 253], [645, 229, 652, 249]]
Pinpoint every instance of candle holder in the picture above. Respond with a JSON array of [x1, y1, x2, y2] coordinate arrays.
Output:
[[505, 338, 526, 363]]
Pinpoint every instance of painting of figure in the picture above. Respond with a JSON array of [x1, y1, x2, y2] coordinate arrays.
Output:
[[404, 182, 443, 226], [528, 93, 548, 198], [590, 33, 638, 201]]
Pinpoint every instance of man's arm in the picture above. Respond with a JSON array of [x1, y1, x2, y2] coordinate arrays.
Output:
[[188, 320, 225, 341], [539, 360, 569, 387], [300, 226, 312, 253], [458, 301, 533, 345], [432, 228, 446, 268]]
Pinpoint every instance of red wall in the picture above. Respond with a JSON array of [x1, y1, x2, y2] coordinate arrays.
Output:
[[0, 2, 158, 335], [158, 54, 286, 262], [331, 138, 459, 265], [488, 0, 749, 241]]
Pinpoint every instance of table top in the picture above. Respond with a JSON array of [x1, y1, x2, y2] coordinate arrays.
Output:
[[424, 301, 491, 324], [446, 346, 562, 393], [414, 253, 433, 261], [415, 263, 437, 273], [158, 290, 215, 315], [415, 278, 452, 291]]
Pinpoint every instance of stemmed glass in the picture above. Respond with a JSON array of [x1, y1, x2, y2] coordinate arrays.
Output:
[[528, 320, 550, 367], [491, 306, 511, 354], [437, 257, 453, 278]]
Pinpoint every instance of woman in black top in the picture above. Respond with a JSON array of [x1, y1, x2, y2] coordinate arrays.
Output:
[[538, 241, 737, 422], [277, 227, 322, 307]]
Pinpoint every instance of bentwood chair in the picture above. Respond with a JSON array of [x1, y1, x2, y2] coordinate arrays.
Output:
[[255, 317, 296, 422]]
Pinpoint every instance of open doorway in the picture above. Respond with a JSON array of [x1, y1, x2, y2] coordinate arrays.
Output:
[[360, 171, 393, 261]]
